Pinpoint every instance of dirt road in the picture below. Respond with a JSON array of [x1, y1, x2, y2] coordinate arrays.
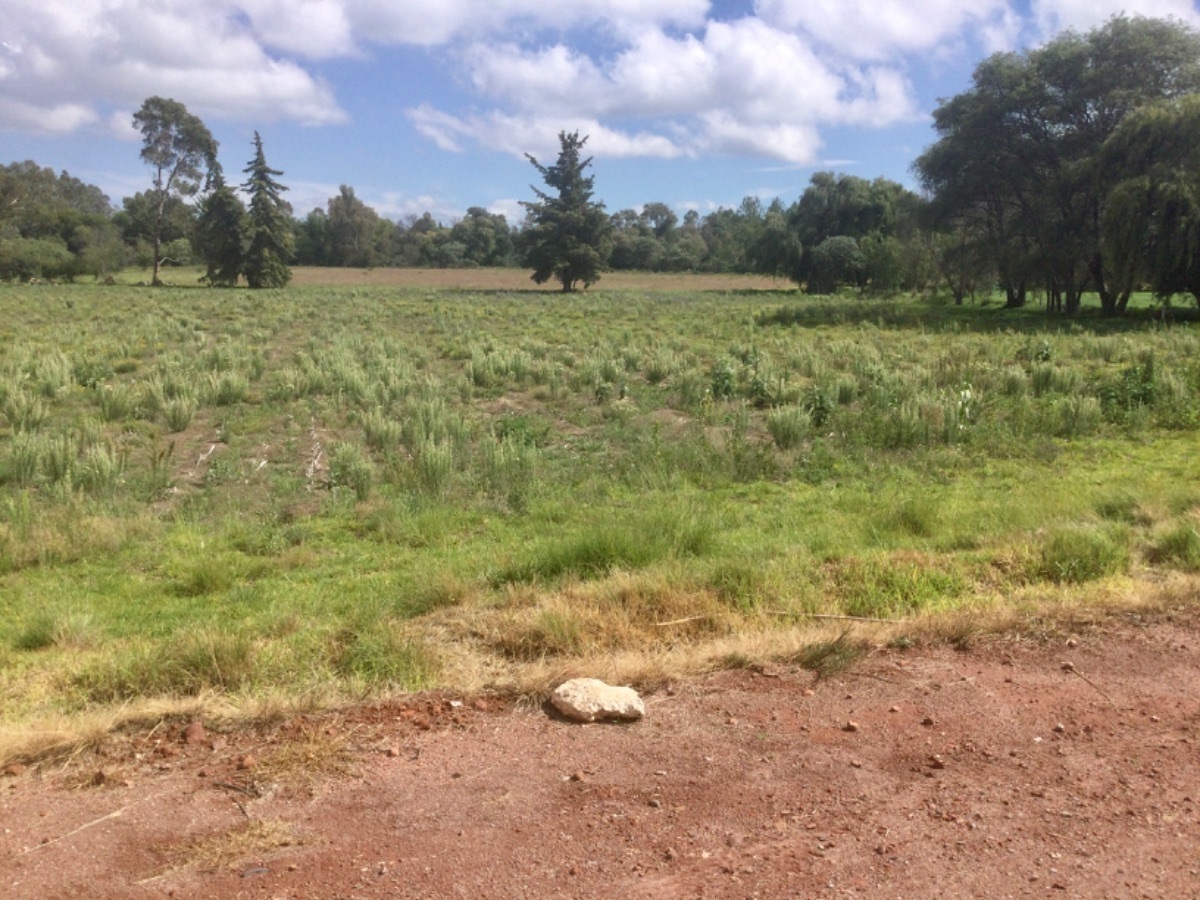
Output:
[[4, 607, 1199, 898]]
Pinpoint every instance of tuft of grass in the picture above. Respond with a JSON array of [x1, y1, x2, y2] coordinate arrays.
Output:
[[766, 405, 812, 450], [333, 619, 438, 688], [328, 442, 374, 501], [793, 630, 866, 679], [14, 608, 96, 651], [827, 554, 963, 618], [497, 505, 717, 584], [74, 628, 256, 701], [1146, 520, 1200, 572], [169, 819, 300, 873], [1035, 523, 1131, 583]]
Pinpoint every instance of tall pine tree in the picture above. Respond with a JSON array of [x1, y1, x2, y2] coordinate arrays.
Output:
[[193, 166, 246, 286], [520, 132, 610, 292], [241, 132, 293, 289]]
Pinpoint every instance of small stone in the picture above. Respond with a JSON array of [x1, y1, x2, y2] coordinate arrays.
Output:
[[843, 721, 860, 733], [287, 864, 298, 872], [236, 754, 257, 771], [928, 755, 946, 770], [386, 746, 401, 758], [1066, 638, 1077, 648], [803, 689, 815, 697], [551, 678, 645, 723], [1061, 661, 1075, 672], [3, 763, 27, 777], [921, 717, 935, 727], [182, 720, 207, 745], [850, 760, 863, 769], [648, 798, 662, 808], [569, 771, 584, 782], [1053, 723, 1066, 734], [665, 847, 678, 861], [888, 705, 900, 713]]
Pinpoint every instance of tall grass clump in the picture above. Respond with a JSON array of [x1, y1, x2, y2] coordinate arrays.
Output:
[[97, 384, 137, 422], [1146, 520, 1200, 571], [75, 628, 257, 701], [415, 439, 455, 497], [329, 442, 375, 501], [333, 618, 437, 689], [163, 396, 199, 432], [766, 405, 812, 450], [498, 504, 717, 584], [1035, 523, 1131, 583]]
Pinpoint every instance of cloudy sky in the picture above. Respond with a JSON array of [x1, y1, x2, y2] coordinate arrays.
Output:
[[2, 0, 1198, 224]]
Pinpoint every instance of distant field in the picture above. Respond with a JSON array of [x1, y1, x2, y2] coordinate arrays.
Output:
[[1, 279, 1198, 759], [116, 265, 794, 293]]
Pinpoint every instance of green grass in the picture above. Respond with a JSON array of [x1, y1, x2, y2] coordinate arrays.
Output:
[[1, 276, 1199, 740]]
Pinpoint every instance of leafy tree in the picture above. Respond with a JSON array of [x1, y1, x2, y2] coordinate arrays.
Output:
[[808, 236, 864, 294], [193, 167, 246, 286], [326, 185, 388, 267], [241, 132, 293, 289], [449, 208, 514, 267], [916, 16, 1200, 315], [133, 96, 217, 285], [0, 161, 122, 279], [1101, 94, 1200, 306], [520, 131, 610, 291]]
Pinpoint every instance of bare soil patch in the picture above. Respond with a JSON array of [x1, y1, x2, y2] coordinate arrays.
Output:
[[4, 606, 1199, 898]]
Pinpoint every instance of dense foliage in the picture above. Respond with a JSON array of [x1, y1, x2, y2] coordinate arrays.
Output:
[[520, 131, 611, 292], [915, 16, 1200, 315]]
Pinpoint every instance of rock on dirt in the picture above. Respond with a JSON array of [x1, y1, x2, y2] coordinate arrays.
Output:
[[551, 678, 645, 722]]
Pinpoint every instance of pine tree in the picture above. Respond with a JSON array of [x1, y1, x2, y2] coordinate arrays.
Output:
[[520, 131, 610, 292], [193, 166, 246, 286], [241, 132, 293, 289]]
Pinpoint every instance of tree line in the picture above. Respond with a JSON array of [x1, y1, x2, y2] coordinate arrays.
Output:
[[2, 15, 1198, 312]]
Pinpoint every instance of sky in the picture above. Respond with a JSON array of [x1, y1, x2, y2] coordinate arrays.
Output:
[[2, 0, 1199, 225]]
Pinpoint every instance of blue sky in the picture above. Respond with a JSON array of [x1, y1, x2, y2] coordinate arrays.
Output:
[[2, 1, 1198, 224]]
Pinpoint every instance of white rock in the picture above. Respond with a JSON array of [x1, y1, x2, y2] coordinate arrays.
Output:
[[551, 678, 645, 723]]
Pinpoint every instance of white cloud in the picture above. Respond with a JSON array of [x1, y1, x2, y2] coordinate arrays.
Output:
[[754, 0, 1014, 61], [0, 0, 345, 134], [1030, 0, 1200, 36], [438, 16, 920, 164], [487, 197, 525, 224]]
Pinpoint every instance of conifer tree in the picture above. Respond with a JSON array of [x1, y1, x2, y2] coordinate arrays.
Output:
[[520, 131, 609, 292], [241, 132, 293, 289], [193, 166, 246, 286]]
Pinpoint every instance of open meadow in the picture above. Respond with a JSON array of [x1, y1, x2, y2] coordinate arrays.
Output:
[[2, 269, 1199, 759]]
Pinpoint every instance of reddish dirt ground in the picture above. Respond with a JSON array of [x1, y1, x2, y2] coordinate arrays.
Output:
[[3, 607, 1199, 899]]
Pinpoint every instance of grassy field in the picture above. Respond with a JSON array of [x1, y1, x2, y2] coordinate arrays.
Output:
[[2, 269, 1199, 757]]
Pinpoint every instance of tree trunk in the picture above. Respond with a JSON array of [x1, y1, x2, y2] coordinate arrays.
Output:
[[152, 191, 165, 286]]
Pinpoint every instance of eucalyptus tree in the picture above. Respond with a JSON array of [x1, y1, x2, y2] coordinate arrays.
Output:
[[133, 96, 217, 285]]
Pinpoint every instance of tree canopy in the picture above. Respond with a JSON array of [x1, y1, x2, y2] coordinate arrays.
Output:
[[915, 15, 1200, 314], [133, 96, 217, 285]]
